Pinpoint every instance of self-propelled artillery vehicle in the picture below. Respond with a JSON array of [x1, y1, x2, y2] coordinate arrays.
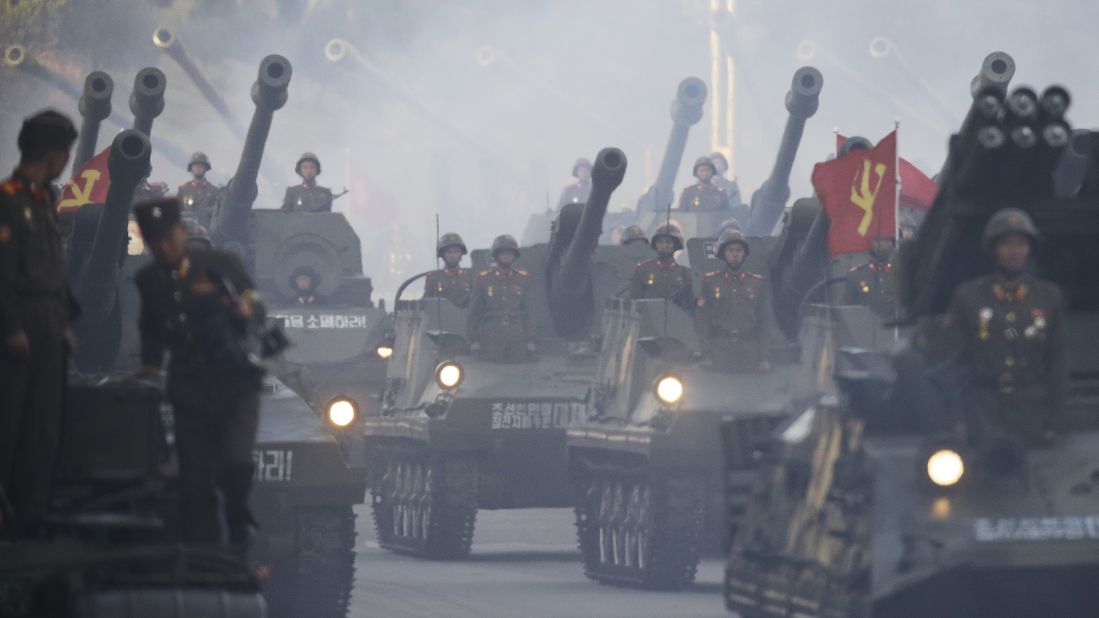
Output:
[[363, 147, 648, 558]]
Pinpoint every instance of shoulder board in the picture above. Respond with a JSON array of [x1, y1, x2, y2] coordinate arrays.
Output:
[[846, 264, 864, 273], [0, 180, 21, 196], [515, 269, 528, 276], [703, 270, 721, 278], [748, 273, 765, 280], [637, 259, 656, 267], [477, 269, 493, 277]]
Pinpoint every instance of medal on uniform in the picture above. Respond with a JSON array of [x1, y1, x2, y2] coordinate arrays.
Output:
[[487, 286, 494, 297], [978, 307, 992, 341], [860, 281, 870, 294], [647, 273, 655, 286], [714, 287, 720, 300]]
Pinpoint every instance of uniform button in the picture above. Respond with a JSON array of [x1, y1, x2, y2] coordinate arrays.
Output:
[[1006, 312, 1016, 322], [179, 313, 187, 322], [174, 291, 183, 301], [1005, 356, 1015, 367]]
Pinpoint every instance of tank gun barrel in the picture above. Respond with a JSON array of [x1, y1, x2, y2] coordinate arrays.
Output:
[[637, 77, 707, 212], [744, 66, 822, 236], [556, 148, 628, 290], [71, 72, 113, 172], [129, 67, 166, 137], [211, 54, 292, 247], [153, 27, 246, 139]]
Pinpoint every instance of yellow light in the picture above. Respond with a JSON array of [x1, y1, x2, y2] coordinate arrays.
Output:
[[376, 345, 394, 360], [327, 398, 356, 427], [654, 375, 684, 405], [436, 361, 464, 389], [926, 449, 965, 487]]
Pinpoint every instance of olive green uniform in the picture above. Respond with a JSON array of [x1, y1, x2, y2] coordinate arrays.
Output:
[[0, 172, 77, 523], [557, 180, 591, 208], [281, 183, 333, 213], [177, 179, 219, 226], [678, 182, 728, 212], [424, 267, 473, 308], [136, 247, 265, 544], [844, 259, 896, 320], [696, 266, 773, 371], [468, 266, 531, 362], [629, 258, 695, 311]]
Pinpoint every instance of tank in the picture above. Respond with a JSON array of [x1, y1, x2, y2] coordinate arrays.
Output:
[[362, 147, 640, 559], [71, 71, 113, 172], [637, 77, 709, 214], [724, 70, 1099, 618]]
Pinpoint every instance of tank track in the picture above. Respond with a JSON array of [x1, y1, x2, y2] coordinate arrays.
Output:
[[370, 447, 478, 559], [265, 505, 356, 618], [573, 457, 706, 590]]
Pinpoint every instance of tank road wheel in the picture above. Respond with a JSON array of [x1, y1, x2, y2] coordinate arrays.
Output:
[[264, 505, 356, 618], [371, 449, 478, 559], [574, 462, 706, 590]]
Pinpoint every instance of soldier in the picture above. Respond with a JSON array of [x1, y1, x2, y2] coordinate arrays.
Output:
[[281, 152, 333, 213], [130, 197, 266, 548], [709, 151, 744, 211], [0, 110, 78, 530], [620, 225, 649, 249], [178, 152, 218, 226], [945, 208, 1065, 444], [134, 174, 169, 204], [424, 232, 473, 308], [468, 235, 535, 362], [557, 157, 592, 208], [844, 236, 897, 321], [182, 217, 212, 250], [678, 156, 728, 212], [629, 224, 694, 310], [290, 266, 321, 305], [696, 229, 773, 372]]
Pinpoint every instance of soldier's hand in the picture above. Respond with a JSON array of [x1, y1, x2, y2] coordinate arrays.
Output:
[[63, 327, 78, 353], [5, 330, 29, 359], [233, 298, 255, 320], [526, 341, 538, 354]]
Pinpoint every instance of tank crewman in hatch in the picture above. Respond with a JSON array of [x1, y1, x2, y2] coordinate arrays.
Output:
[[0, 109, 79, 531], [620, 225, 649, 249], [282, 151, 333, 213], [424, 232, 473, 308], [678, 156, 728, 212], [844, 235, 897, 321], [696, 229, 773, 372], [944, 208, 1066, 444], [130, 197, 266, 548], [557, 157, 592, 208], [629, 223, 694, 310], [468, 234, 535, 362], [177, 152, 218, 224], [290, 265, 322, 305]]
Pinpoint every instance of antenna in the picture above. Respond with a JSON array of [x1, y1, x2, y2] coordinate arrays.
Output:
[[663, 199, 672, 336], [435, 213, 443, 327]]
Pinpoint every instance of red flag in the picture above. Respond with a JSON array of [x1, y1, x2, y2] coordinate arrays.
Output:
[[837, 134, 938, 211], [813, 131, 897, 256], [57, 147, 111, 212]]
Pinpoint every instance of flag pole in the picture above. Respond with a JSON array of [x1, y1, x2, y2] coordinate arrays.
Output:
[[893, 119, 901, 341]]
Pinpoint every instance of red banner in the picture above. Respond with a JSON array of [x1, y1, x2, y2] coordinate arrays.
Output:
[[837, 134, 938, 211], [57, 146, 110, 212], [814, 131, 897, 256]]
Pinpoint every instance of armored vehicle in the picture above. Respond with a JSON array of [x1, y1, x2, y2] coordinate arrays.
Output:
[[363, 147, 645, 558], [724, 57, 1099, 618]]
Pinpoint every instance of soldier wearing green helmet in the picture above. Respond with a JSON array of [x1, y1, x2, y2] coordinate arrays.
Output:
[[178, 152, 218, 226], [468, 234, 534, 362], [696, 228, 773, 372], [424, 232, 473, 308], [628, 223, 694, 310], [281, 151, 333, 213]]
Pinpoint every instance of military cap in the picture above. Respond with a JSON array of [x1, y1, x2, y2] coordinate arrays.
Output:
[[709, 151, 729, 169], [651, 223, 684, 252], [716, 217, 741, 237], [620, 225, 648, 246], [716, 228, 750, 258], [290, 265, 321, 288], [188, 151, 211, 171], [692, 156, 716, 178], [437, 232, 468, 257], [572, 157, 592, 177], [181, 216, 210, 246], [295, 151, 322, 176], [18, 109, 77, 160], [491, 234, 520, 258], [982, 207, 1039, 251], [134, 197, 182, 242]]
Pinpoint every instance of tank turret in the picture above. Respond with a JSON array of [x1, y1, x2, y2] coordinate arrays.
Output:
[[72, 71, 113, 172], [636, 77, 707, 213], [128, 67, 166, 137]]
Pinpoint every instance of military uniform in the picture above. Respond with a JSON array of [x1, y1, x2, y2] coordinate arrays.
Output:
[[557, 180, 591, 208], [696, 266, 773, 371], [178, 179, 218, 226], [282, 151, 333, 213], [135, 200, 265, 545], [0, 171, 77, 523], [844, 259, 896, 320], [424, 267, 473, 308], [678, 182, 728, 212], [629, 258, 694, 310], [468, 265, 531, 363]]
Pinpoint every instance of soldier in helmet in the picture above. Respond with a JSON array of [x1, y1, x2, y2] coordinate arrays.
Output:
[[678, 156, 729, 212], [709, 151, 745, 212], [290, 266, 321, 305], [629, 224, 694, 310], [281, 152, 333, 213], [557, 157, 592, 208], [696, 229, 773, 372], [945, 208, 1065, 444], [620, 225, 649, 249], [468, 235, 535, 362], [424, 232, 473, 308], [178, 152, 218, 227], [182, 216, 212, 250], [844, 235, 897, 321]]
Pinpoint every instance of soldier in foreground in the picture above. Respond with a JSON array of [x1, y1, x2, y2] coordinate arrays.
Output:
[[557, 157, 592, 208], [177, 151, 218, 225], [282, 151, 333, 213], [945, 208, 1066, 444], [620, 225, 648, 248], [844, 235, 897, 320], [629, 223, 694, 310], [468, 234, 534, 362], [131, 198, 266, 548], [424, 232, 472, 307], [0, 110, 78, 530], [678, 156, 728, 212], [696, 228, 772, 372]]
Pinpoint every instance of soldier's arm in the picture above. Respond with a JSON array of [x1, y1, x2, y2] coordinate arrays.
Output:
[[320, 188, 333, 212], [280, 188, 294, 212], [423, 273, 435, 298], [1046, 286, 1068, 429], [556, 187, 570, 208], [693, 284, 712, 352], [678, 188, 689, 211], [520, 279, 533, 342], [466, 278, 484, 343], [756, 279, 775, 355], [0, 201, 22, 336], [628, 265, 645, 299], [674, 270, 696, 311]]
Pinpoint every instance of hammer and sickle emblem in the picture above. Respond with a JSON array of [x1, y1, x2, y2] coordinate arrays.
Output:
[[58, 169, 102, 210], [850, 159, 888, 237]]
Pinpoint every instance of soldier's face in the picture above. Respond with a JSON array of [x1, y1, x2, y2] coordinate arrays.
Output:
[[295, 274, 314, 291], [576, 166, 591, 181], [153, 224, 188, 266], [654, 237, 675, 256], [712, 158, 728, 174], [995, 233, 1031, 274], [696, 166, 713, 183], [495, 250, 517, 267], [44, 150, 70, 183], [443, 247, 464, 267], [190, 163, 206, 178], [723, 243, 746, 267], [300, 160, 318, 180]]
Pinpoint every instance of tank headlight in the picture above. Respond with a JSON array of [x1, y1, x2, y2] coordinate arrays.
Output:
[[435, 361, 464, 389], [376, 344, 394, 360], [654, 374, 684, 405], [926, 449, 965, 487], [326, 397, 357, 428]]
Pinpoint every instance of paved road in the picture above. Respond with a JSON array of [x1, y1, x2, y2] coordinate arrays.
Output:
[[349, 505, 730, 618]]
